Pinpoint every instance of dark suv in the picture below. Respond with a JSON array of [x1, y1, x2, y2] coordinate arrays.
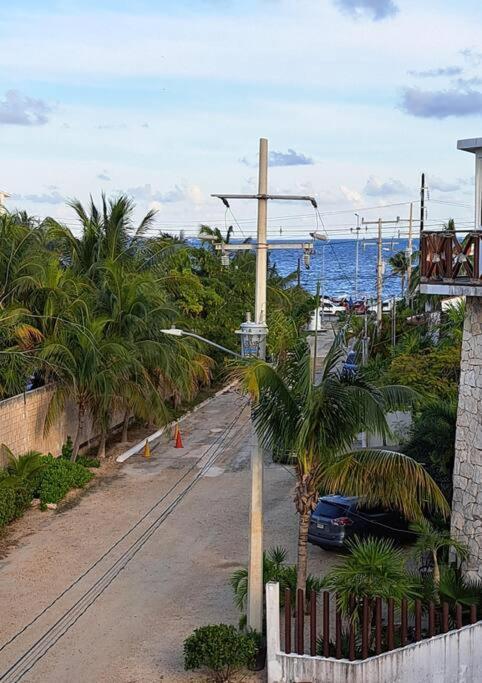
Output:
[[307, 494, 410, 550]]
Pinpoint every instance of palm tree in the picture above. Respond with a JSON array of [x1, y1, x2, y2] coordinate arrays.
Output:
[[388, 250, 410, 295], [322, 536, 420, 616], [198, 224, 234, 247], [47, 193, 157, 277], [443, 218, 456, 231], [40, 313, 132, 460], [410, 519, 468, 588], [236, 337, 449, 592]]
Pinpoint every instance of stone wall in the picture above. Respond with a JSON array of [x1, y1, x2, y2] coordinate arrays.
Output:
[[451, 296, 482, 580], [0, 385, 120, 467]]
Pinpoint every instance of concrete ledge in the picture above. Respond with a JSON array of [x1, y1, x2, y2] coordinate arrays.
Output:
[[116, 380, 240, 463]]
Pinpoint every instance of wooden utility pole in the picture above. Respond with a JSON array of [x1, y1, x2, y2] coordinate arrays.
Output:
[[362, 216, 400, 327]]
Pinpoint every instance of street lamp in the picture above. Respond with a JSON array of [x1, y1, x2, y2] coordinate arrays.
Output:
[[160, 326, 243, 358]]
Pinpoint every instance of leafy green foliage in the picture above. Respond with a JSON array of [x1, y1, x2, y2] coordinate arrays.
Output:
[[230, 546, 322, 617], [61, 436, 74, 460], [34, 455, 93, 504], [76, 456, 101, 468], [0, 485, 31, 527], [183, 624, 257, 682], [322, 536, 421, 616], [403, 399, 457, 503], [1, 447, 48, 495]]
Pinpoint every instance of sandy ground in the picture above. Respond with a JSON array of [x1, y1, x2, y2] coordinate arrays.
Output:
[[0, 390, 337, 682]]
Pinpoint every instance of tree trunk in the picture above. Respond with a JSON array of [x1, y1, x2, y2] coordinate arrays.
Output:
[[72, 404, 86, 462], [432, 549, 440, 587], [296, 510, 311, 594], [97, 429, 106, 459], [121, 410, 130, 443]]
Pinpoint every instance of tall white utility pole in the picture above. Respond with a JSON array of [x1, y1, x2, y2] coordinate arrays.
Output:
[[212, 138, 317, 633], [362, 216, 400, 327]]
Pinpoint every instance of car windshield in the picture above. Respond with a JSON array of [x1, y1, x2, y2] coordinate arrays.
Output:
[[314, 500, 350, 517]]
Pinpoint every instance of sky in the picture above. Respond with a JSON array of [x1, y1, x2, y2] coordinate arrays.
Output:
[[1, 0, 482, 240]]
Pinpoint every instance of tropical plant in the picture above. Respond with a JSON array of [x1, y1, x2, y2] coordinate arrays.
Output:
[[404, 398, 457, 502], [230, 546, 322, 620], [184, 624, 257, 683], [235, 335, 449, 593], [322, 536, 420, 617], [0, 446, 47, 493], [388, 250, 410, 295], [410, 519, 468, 588]]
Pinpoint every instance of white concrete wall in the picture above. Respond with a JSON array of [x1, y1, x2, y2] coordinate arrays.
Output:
[[266, 582, 482, 683]]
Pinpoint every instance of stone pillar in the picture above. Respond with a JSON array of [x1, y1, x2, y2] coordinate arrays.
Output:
[[451, 297, 482, 580]]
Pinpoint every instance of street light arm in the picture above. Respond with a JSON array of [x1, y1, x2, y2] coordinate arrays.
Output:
[[160, 328, 243, 359]]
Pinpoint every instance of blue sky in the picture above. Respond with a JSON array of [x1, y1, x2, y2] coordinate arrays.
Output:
[[1, 0, 482, 238]]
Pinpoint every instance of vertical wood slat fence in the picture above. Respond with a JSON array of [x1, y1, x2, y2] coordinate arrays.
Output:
[[282, 588, 479, 661]]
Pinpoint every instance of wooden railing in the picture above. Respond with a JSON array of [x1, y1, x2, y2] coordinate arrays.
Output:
[[421, 230, 482, 283], [283, 588, 479, 661]]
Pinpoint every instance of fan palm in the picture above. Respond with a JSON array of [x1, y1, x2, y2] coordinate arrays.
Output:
[[235, 336, 449, 592]]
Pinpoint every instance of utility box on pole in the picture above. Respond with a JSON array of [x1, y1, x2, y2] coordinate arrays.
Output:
[[237, 316, 267, 360]]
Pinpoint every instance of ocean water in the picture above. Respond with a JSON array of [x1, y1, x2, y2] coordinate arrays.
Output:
[[268, 238, 418, 300]]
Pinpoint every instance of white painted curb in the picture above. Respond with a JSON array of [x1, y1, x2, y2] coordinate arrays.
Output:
[[116, 380, 239, 463]]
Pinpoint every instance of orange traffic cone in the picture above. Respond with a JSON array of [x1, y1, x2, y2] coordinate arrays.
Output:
[[175, 428, 183, 449], [143, 439, 151, 459], [173, 423, 179, 441]]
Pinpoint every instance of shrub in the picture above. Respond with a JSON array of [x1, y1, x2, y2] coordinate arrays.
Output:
[[61, 436, 74, 460], [35, 456, 93, 505], [0, 485, 30, 527], [76, 456, 101, 468], [184, 624, 257, 683], [0, 488, 16, 526]]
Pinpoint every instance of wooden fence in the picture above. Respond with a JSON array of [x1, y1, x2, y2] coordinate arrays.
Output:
[[283, 588, 479, 661], [421, 230, 482, 283]]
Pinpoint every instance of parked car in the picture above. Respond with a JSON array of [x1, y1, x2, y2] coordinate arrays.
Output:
[[307, 494, 411, 550]]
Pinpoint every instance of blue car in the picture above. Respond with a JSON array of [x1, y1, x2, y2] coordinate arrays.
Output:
[[308, 495, 411, 550]]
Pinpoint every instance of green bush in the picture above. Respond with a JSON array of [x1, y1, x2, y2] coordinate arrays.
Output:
[[61, 436, 74, 460], [76, 456, 101, 468], [0, 485, 30, 527], [35, 456, 93, 505], [0, 487, 16, 526], [184, 624, 257, 683]]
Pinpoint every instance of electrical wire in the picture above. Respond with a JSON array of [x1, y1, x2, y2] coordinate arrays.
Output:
[[0, 401, 249, 680]]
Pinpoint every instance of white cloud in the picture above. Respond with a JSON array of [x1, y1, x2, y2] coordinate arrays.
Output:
[[0, 90, 51, 126], [364, 176, 410, 196]]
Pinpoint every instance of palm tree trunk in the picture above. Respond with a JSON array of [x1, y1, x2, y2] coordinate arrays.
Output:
[[72, 404, 86, 462], [432, 549, 440, 587], [97, 429, 106, 459], [296, 510, 311, 593], [121, 410, 130, 442]]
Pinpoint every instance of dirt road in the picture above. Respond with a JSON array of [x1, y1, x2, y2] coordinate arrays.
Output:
[[0, 390, 336, 682]]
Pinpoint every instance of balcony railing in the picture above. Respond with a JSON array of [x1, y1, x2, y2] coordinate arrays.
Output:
[[421, 230, 482, 285]]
